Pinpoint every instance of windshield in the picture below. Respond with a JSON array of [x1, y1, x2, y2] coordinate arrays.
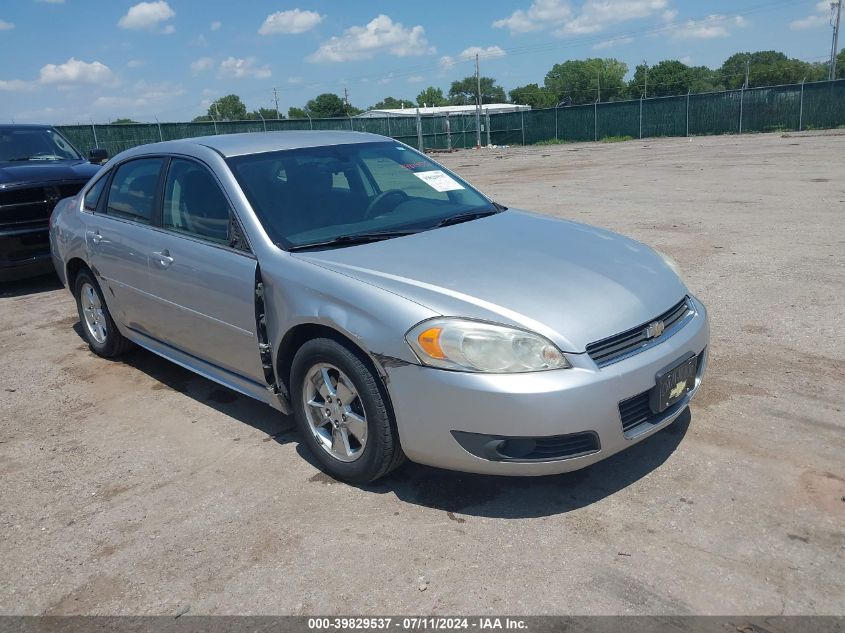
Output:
[[227, 141, 497, 250], [0, 127, 82, 162]]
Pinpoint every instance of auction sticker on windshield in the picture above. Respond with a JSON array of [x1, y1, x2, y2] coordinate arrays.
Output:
[[413, 170, 465, 192]]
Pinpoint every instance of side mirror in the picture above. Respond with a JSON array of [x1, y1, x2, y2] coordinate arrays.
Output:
[[89, 148, 108, 164]]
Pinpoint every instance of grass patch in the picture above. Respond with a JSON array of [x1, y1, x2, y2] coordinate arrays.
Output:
[[599, 135, 634, 143], [532, 138, 574, 146]]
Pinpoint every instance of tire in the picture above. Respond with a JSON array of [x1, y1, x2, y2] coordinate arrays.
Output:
[[291, 338, 405, 483], [73, 268, 133, 358]]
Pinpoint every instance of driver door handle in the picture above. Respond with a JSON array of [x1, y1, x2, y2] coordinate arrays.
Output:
[[152, 250, 174, 268], [86, 230, 102, 245]]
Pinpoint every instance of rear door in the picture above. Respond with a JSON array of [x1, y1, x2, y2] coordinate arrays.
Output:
[[143, 157, 264, 382], [86, 157, 165, 332]]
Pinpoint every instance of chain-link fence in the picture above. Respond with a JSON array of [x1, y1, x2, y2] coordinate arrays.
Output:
[[57, 79, 845, 157]]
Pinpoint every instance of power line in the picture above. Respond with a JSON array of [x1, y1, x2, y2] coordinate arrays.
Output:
[[831, 0, 842, 80]]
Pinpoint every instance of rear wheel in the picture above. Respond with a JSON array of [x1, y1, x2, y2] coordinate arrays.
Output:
[[291, 338, 404, 483], [73, 269, 132, 358]]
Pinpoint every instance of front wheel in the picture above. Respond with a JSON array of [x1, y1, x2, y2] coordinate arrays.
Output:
[[73, 269, 132, 358], [291, 338, 404, 483]]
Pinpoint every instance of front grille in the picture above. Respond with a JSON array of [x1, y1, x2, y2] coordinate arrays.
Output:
[[586, 297, 693, 368], [514, 432, 600, 461], [618, 349, 704, 435], [0, 182, 86, 231]]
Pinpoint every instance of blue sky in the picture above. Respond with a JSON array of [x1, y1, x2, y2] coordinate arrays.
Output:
[[0, 0, 838, 123]]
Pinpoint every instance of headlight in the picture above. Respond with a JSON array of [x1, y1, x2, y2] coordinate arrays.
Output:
[[655, 249, 685, 283], [406, 318, 570, 373]]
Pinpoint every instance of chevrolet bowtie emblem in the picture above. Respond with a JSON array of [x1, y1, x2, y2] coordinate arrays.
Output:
[[645, 320, 665, 339]]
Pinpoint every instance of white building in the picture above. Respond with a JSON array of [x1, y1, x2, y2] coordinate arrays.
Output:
[[355, 103, 530, 118]]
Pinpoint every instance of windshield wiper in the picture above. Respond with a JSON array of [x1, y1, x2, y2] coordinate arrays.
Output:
[[433, 206, 505, 229], [6, 155, 64, 162], [287, 229, 418, 252]]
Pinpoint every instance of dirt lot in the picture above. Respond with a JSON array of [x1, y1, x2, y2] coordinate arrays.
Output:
[[1, 132, 843, 615]]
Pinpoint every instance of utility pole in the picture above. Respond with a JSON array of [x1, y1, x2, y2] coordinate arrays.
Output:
[[830, 0, 842, 80], [213, 101, 221, 122], [744, 60, 750, 89], [343, 87, 350, 116], [273, 88, 280, 119], [475, 53, 482, 148]]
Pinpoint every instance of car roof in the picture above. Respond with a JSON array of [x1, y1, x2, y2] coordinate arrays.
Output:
[[0, 124, 54, 131], [127, 130, 390, 159]]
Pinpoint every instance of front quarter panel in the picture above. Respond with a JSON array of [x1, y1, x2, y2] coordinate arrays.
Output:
[[259, 254, 437, 376], [50, 195, 90, 288]]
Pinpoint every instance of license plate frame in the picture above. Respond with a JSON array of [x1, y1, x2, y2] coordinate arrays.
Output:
[[650, 352, 698, 414]]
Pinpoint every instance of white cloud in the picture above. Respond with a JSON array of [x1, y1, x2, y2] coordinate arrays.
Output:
[[190, 57, 214, 74], [39, 58, 114, 84], [493, 0, 670, 36], [593, 35, 634, 49], [662, 9, 678, 22], [92, 80, 185, 113], [118, 1, 175, 32], [259, 9, 323, 35], [670, 14, 747, 40], [217, 56, 271, 79], [791, 1, 832, 30], [0, 19, 14, 30], [210, 21, 221, 31], [308, 15, 434, 62], [459, 45, 506, 60], [0, 79, 34, 92], [493, 0, 573, 33], [288, 75, 305, 84]]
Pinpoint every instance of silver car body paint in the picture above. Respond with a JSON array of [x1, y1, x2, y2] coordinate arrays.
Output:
[[50, 131, 709, 475]]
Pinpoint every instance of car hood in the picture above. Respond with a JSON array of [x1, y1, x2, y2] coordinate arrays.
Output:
[[0, 160, 100, 187], [292, 210, 688, 352]]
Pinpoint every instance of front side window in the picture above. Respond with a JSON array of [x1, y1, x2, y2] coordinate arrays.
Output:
[[83, 174, 108, 212], [105, 158, 164, 224], [162, 159, 230, 244], [227, 142, 494, 249]]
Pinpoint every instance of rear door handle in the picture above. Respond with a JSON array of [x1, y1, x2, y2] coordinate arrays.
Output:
[[86, 230, 102, 245], [151, 250, 174, 268]]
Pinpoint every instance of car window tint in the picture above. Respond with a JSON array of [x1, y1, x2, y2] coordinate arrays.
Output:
[[105, 158, 164, 224], [162, 158, 230, 244], [84, 175, 108, 211]]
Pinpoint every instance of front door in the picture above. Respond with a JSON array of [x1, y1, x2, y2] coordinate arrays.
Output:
[[86, 157, 165, 332], [143, 158, 264, 383]]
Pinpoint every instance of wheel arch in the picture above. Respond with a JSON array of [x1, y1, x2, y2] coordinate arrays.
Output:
[[65, 257, 90, 290], [275, 322, 388, 397]]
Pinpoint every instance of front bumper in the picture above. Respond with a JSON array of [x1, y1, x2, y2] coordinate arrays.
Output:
[[0, 226, 54, 282], [385, 296, 709, 475]]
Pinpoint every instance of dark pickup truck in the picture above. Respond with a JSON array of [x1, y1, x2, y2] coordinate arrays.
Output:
[[0, 125, 106, 281]]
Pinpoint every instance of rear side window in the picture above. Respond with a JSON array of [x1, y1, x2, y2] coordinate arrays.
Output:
[[105, 158, 164, 224], [83, 175, 108, 212], [162, 159, 230, 244]]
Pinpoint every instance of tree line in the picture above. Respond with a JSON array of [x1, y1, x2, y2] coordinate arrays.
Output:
[[108, 49, 845, 123]]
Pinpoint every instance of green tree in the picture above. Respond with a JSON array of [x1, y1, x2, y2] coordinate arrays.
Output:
[[448, 76, 507, 106], [719, 51, 825, 89], [111, 118, 139, 124], [249, 107, 284, 120], [628, 60, 711, 98], [207, 94, 248, 121], [416, 86, 447, 107], [544, 58, 627, 105], [838, 49, 845, 79], [288, 107, 309, 119], [305, 93, 347, 118], [508, 83, 555, 108], [372, 96, 414, 110]]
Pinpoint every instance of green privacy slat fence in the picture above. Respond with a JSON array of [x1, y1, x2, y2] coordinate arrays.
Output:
[[57, 79, 844, 157]]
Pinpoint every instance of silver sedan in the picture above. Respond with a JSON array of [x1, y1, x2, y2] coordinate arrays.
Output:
[[50, 131, 709, 483]]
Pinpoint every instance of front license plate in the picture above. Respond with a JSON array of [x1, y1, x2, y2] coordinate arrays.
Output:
[[650, 352, 697, 413]]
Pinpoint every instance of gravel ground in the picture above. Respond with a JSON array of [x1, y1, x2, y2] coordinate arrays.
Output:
[[1, 131, 843, 615]]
